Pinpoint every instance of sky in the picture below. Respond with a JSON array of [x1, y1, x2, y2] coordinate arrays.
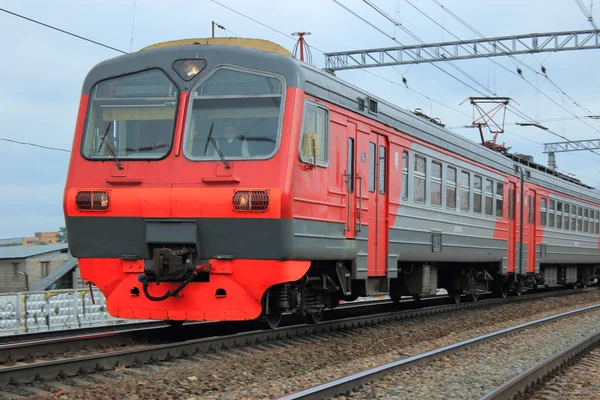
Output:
[[1, 0, 600, 238]]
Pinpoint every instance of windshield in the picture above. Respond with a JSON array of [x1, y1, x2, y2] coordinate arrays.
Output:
[[183, 67, 284, 161], [81, 69, 179, 160]]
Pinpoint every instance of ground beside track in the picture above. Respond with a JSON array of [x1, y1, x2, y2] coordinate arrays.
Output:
[[12, 289, 600, 400], [347, 303, 600, 400]]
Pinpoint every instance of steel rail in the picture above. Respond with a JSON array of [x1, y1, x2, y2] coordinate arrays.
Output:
[[479, 328, 600, 400], [0, 297, 393, 346], [0, 298, 397, 364], [275, 301, 600, 400], [0, 320, 166, 345], [0, 287, 592, 386]]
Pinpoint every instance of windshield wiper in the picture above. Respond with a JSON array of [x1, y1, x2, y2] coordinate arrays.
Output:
[[98, 122, 124, 170], [203, 121, 230, 169]]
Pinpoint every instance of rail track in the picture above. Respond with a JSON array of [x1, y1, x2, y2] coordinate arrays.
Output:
[[0, 286, 593, 391], [0, 297, 392, 346], [275, 297, 600, 400], [0, 297, 400, 365], [480, 326, 600, 400]]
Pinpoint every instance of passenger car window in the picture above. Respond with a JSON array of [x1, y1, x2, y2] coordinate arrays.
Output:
[[300, 103, 329, 165]]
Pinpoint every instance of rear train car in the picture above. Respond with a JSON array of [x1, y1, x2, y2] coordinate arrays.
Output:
[[64, 37, 599, 329]]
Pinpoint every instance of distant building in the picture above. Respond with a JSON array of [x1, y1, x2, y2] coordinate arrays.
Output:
[[0, 244, 76, 293], [21, 231, 60, 246], [0, 237, 21, 247]]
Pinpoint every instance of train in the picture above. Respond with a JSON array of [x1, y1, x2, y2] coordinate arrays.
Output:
[[63, 37, 599, 329]]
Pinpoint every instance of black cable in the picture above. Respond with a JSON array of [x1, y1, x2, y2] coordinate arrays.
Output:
[[338, 0, 493, 97], [0, 7, 127, 54], [428, 0, 600, 135], [0, 137, 70, 153]]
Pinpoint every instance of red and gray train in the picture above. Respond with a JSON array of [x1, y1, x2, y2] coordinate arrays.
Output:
[[63, 37, 599, 328]]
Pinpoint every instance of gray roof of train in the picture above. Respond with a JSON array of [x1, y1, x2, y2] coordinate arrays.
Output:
[[81, 43, 599, 204]]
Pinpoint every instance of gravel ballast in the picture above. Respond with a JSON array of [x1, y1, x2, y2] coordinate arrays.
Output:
[[12, 290, 600, 400], [348, 308, 600, 400]]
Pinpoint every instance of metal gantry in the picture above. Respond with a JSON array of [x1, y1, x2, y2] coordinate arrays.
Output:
[[543, 139, 600, 170], [543, 139, 600, 153], [324, 29, 600, 71]]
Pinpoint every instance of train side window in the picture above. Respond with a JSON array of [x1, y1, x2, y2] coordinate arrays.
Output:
[[368, 142, 376, 192], [431, 161, 442, 206], [473, 175, 482, 213], [584, 209, 589, 233], [496, 182, 504, 218], [548, 199, 555, 228], [459, 171, 470, 212], [596, 211, 599, 234], [378, 145, 386, 194], [556, 202, 563, 229], [446, 166, 457, 210], [300, 102, 328, 166], [401, 151, 409, 201], [347, 138, 354, 193], [563, 204, 570, 230], [571, 205, 577, 231], [577, 207, 583, 232], [414, 154, 426, 203], [529, 195, 535, 224], [540, 198, 547, 226], [485, 179, 494, 216]]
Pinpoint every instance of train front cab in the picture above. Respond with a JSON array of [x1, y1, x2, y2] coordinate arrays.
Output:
[[64, 42, 318, 326]]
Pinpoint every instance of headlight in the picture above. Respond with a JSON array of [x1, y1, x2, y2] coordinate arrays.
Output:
[[76, 191, 110, 211], [232, 190, 269, 212], [172, 59, 207, 81]]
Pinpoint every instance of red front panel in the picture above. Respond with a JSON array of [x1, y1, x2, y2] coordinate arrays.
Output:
[[65, 86, 307, 322], [80, 258, 309, 321]]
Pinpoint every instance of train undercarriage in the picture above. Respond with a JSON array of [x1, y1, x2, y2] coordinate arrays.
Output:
[[259, 259, 599, 329]]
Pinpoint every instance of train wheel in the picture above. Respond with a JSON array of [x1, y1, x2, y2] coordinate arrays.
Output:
[[306, 310, 324, 324], [264, 311, 282, 330], [500, 283, 508, 298], [493, 281, 508, 298], [471, 291, 479, 302], [514, 285, 523, 296], [448, 290, 461, 304]]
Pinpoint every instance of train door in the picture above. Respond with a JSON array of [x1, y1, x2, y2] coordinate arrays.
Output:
[[508, 182, 516, 274], [345, 123, 358, 239], [527, 189, 537, 273], [364, 132, 388, 276]]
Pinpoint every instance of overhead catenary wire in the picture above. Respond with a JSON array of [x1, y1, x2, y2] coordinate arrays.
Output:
[[428, 0, 600, 134], [0, 138, 71, 153], [574, 0, 599, 30], [0, 7, 127, 54], [333, 0, 600, 158], [3, 1, 600, 183], [350, 0, 496, 97]]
